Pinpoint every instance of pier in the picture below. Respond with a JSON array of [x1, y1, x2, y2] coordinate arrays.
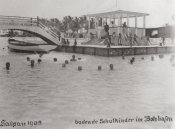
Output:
[[0, 13, 175, 56], [53, 10, 174, 57], [0, 15, 61, 45]]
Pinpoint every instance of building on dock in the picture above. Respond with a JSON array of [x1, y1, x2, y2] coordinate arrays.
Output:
[[146, 26, 175, 38], [86, 10, 149, 39], [157, 26, 175, 38]]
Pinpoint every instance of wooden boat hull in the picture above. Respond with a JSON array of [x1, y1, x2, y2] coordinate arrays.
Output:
[[8, 39, 57, 53]]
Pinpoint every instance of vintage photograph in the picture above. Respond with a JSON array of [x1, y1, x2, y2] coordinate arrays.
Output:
[[0, 0, 175, 129]]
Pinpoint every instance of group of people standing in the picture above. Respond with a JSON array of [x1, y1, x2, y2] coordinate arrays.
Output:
[[61, 38, 70, 46], [111, 32, 139, 46], [61, 38, 77, 47], [104, 22, 140, 47]]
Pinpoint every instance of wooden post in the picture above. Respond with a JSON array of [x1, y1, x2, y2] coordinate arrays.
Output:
[[31, 18, 32, 26], [37, 16, 39, 26]]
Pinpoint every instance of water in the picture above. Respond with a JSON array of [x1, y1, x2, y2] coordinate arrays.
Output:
[[0, 37, 175, 129]]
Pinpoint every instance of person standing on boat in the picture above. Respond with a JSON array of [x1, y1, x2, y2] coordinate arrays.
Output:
[[133, 34, 138, 45], [122, 22, 127, 36], [112, 32, 117, 45], [58, 32, 61, 41], [129, 33, 133, 47], [104, 22, 109, 33], [61, 38, 66, 49], [123, 22, 127, 28], [73, 39, 77, 52], [146, 36, 151, 45], [74, 39, 77, 46], [63, 38, 67, 46], [162, 36, 165, 45], [104, 23, 111, 47], [61, 38, 65, 46], [66, 39, 70, 46], [118, 33, 122, 46]]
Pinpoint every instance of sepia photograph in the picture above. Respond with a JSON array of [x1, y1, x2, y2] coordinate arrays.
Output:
[[0, 0, 175, 129]]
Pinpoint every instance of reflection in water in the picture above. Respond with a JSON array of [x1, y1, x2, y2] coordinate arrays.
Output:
[[0, 37, 175, 129]]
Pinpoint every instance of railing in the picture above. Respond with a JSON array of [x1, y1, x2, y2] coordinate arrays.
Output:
[[0, 15, 60, 41], [0, 15, 38, 26], [38, 21, 59, 39], [89, 26, 146, 39]]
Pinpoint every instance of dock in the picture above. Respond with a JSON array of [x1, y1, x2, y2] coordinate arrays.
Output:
[[55, 45, 175, 57]]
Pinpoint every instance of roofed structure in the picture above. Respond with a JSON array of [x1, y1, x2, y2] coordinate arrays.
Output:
[[86, 10, 149, 18], [85, 10, 149, 39]]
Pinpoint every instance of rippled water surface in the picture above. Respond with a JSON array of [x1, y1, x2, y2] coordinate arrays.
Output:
[[0, 37, 175, 129]]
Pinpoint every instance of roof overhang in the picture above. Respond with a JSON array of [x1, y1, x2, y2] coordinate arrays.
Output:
[[86, 10, 149, 18]]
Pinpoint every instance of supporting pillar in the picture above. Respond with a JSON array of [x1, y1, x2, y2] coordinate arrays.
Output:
[[120, 17, 123, 26], [143, 16, 146, 36], [109, 16, 112, 24], [118, 17, 120, 26], [102, 17, 104, 26], [127, 14, 129, 35], [127, 15, 129, 26], [94, 17, 97, 29], [119, 16, 123, 34], [135, 16, 137, 35], [118, 17, 120, 34], [105, 17, 107, 24], [88, 17, 91, 29], [94, 17, 98, 38], [96, 17, 99, 27]]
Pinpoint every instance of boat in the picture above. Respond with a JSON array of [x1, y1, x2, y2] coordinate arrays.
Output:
[[8, 38, 58, 53]]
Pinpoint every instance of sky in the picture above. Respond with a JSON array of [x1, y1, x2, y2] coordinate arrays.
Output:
[[0, 0, 175, 28]]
